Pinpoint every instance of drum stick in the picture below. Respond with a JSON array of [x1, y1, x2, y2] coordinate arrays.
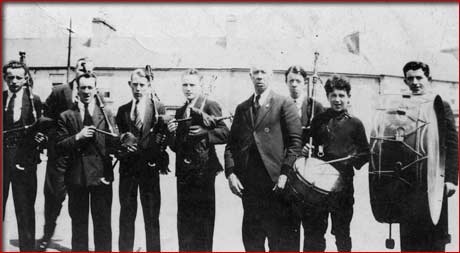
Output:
[[317, 155, 352, 165], [94, 128, 119, 137]]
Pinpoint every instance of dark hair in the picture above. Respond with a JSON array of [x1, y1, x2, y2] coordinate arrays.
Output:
[[3, 60, 30, 78], [324, 74, 351, 96], [131, 68, 153, 83], [402, 61, 431, 79], [284, 65, 308, 83], [182, 68, 202, 81], [76, 72, 97, 87], [75, 57, 92, 68]]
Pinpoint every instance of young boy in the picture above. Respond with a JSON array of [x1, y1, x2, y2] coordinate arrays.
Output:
[[301, 75, 369, 252]]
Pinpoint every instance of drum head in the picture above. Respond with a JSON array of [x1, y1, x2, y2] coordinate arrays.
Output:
[[426, 95, 446, 224], [294, 157, 342, 192]]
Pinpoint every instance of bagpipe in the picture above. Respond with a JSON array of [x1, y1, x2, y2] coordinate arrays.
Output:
[[116, 65, 170, 174], [3, 52, 54, 149]]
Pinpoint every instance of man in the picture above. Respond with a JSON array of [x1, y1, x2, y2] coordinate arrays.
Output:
[[56, 72, 116, 251], [301, 75, 369, 251], [116, 68, 166, 251], [167, 68, 229, 251], [38, 57, 95, 250], [399, 61, 458, 251], [284, 65, 325, 249], [285, 65, 325, 129], [2, 60, 46, 251], [224, 64, 302, 251]]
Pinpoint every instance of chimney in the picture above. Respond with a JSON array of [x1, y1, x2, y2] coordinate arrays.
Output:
[[91, 17, 116, 47], [225, 14, 237, 50]]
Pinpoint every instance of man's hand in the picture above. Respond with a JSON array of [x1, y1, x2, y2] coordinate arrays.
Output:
[[76, 126, 96, 141], [228, 173, 244, 197], [188, 125, 207, 137], [167, 119, 178, 133], [100, 177, 111, 185], [273, 174, 288, 191], [301, 143, 314, 157], [155, 133, 166, 144], [122, 143, 138, 153], [446, 182, 457, 198], [34, 132, 47, 145]]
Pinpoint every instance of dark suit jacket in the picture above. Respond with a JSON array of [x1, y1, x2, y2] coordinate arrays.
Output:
[[225, 90, 302, 182], [56, 101, 116, 187], [170, 95, 229, 178], [43, 81, 75, 121], [116, 98, 166, 175], [3, 89, 43, 168]]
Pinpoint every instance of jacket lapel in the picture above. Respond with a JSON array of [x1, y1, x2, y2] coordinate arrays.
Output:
[[20, 89, 31, 124], [193, 95, 206, 111], [3, 91, 7, 108], [254, 91, 273, 129], [240, 95, 254, 129], [72, 105, 83, 131], [92, 104, 105, 130], [301, 97, 309, 126]]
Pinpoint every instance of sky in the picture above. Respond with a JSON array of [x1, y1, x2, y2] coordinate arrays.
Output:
[[3, 3, 458, 80], [4, 2, 458, 53]]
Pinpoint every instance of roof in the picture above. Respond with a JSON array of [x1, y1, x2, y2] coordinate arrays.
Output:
[[4, 35, 458, 82], [3, 37, 170, 69]]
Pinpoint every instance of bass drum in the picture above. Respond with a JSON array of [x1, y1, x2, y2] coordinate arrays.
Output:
[[288, 156, 343, 207], [369, 94, 446, 225]]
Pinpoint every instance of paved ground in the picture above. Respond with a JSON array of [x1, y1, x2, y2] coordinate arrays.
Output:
[[3, 148, 459, 252]]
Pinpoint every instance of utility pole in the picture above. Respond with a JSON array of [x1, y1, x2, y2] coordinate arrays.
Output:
[[66, 18, 74, 84]]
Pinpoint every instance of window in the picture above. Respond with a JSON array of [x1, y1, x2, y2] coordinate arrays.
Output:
[[49, 73, 65, 86]]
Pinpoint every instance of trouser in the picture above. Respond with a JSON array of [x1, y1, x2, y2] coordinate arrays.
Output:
[[67, 184, 112, 252], [240, 145, 300, 252], [118, 169, 161, 251], [302, 184, 354, 252], [3, 152, 37, 252], [42, 150, 67, 241], [177, 174, 216, 252], [400, 191, 450, 252]]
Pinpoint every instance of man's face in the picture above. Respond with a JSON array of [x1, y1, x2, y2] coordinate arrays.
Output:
[[404, 68, 429, 95], [4, 67, 27, 93], [78, 77, 97, 105], [129, 75, 150, 100], [76, 60, 94, 78], [327, 88, 350, 112], [182, 74, 201, 101], [286, 72, 305, 99], [250, 67, 271, 95]]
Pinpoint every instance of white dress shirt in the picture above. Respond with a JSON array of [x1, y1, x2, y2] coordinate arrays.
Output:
[[185, 97, 198, 118], [130, 97, 147, 123], [253, 88, 271, 107], [5, 87, 24, 122], [78, 99, 96, 121]]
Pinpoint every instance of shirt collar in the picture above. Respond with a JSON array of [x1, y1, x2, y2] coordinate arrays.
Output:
[[8, 86, 24, 100], [186, 96, 199, 108], [78, 99, 96, 114], [254, 88, 270, 105], [292, 94, 305, 105], [132, 96, 147, 107]]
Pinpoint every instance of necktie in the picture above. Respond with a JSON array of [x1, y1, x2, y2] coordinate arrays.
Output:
[[83, 104, 93, 126], [6, 93, 16, 125], [133, 100, 143, 132], [253, 94, 261, 116]]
